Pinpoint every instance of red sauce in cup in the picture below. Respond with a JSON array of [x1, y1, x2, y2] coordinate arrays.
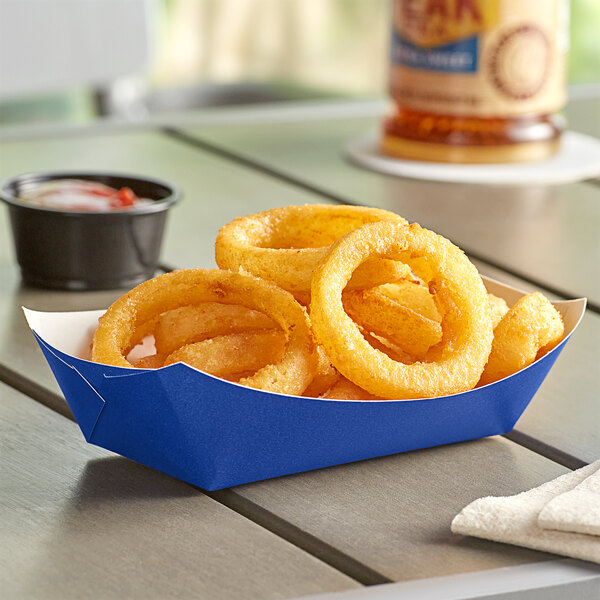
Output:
[[19, 179, 152, 212]]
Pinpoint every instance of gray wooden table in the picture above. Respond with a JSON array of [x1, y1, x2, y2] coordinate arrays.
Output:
[[1, 97, 599, 599]]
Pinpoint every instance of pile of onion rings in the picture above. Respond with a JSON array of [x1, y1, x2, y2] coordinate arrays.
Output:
[[92, 205, 564, 399], [92, 268, 317, 396]]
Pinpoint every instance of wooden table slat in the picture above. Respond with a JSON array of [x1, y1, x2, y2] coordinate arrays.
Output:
[[0, 383, 359, 599], [234, 436, 569, 582]]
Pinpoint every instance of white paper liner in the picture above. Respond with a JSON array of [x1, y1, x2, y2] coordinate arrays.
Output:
[[345, 130, 600, 185]]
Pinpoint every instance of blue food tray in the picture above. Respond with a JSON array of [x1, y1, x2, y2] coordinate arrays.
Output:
[[24, 278, 585, 490]]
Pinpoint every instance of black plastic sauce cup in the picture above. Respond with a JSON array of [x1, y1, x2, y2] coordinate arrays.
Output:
[[1, 172, 180, 290]]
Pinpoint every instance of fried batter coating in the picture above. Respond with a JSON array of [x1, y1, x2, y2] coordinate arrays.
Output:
[[303, 346, 340, 398], [164, 329, 286, 377], [215, 205, 411, 292], [92, 269, 317, 396], [479, 292, 564, 386], [154, 302, 277, 355], [488, 293, 509, 330], [311, 221, 494, 399], [321, 377, 383, 400], [344, 288, 442, 359], [376, 281, 441, 322]]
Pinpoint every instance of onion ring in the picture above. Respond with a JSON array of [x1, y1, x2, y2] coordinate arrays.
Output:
[[321, 377, 383, 401], [487, 293, 509, 330], [302, 346, 340, 398], [92, 269, 317, 395], [310, 221, 493, 399], [130, 353, 167, 369], [164, 329, 286, 377], [154, 302, 277, 356], [479, 292, 564, 386], [374, 285, 506, 335], [215, 205, 411, 292], [375, 281, 441, 322], [125, 316, 160, 355], [359, 330, 417, 365], [343, 288, 442, 358]]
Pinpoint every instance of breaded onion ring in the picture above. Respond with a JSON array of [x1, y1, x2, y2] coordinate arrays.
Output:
[[154, 302, 277, 356], [343, 288, 442, 359], [164, 329, 286, 377], [479, 292, 564, 386], [487, 293, 509, 330], [302, 346, 340, 398], [92, 269, 317, 395], [215, 205, 411, 292], [125, 316, 161, 355], [310, 221, 494, 399], [130, 353, 167, 369], [321, 377, 383, 401], [359, 330, 417, 365], [376, 281, 441, 322]]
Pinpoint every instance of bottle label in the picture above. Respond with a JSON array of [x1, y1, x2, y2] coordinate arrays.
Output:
[[390, 0, 567, 116]]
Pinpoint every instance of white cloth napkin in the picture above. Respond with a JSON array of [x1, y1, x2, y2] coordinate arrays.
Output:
[[451, 460, 600, 564]]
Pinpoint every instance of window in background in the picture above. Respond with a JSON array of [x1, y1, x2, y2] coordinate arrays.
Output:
[[152, 0, 388, 98], [1, 0, 598, 127]]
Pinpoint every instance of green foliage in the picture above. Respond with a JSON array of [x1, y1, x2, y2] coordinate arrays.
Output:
[[569, 0, 600, 82]]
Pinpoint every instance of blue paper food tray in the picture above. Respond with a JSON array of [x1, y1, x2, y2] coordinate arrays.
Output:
[[24, 277, 585, 491]]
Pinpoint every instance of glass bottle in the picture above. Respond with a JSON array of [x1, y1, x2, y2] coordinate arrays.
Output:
[[382, 0, 569, 163]]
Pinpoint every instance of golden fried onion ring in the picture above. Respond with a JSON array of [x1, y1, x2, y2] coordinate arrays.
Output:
[[479, 292, 564, 386], [302, 346, 340, 398], [215, 204, 411, 292], [154, 302, 277, 356], [487, 293, 509, 330], [164, 329, 286, 377], [130, 353, 167, 369], [92, 269, 317, 395], [310, 221, 494, 399], [343, 288, 443, 359], [321, 376, 383, 401], [376, 281, 441, 322]]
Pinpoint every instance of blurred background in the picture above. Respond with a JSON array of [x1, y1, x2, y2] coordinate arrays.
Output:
[[1, 0, 599, 128]]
